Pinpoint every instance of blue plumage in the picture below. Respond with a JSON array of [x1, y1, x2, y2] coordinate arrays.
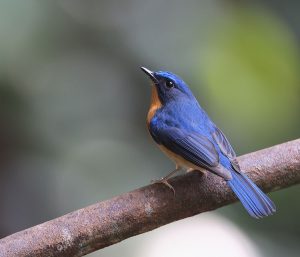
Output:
[[141, 67, 276, 218], [228, 172, 276, 218]]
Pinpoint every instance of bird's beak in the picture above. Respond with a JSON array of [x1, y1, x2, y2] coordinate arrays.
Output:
[[140, 67, 159, 85]]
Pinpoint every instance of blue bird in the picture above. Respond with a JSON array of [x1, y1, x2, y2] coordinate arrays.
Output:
[[141, 67, 276, 218]]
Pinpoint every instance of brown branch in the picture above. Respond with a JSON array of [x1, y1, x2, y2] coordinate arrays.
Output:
[[0, 139, 300, 257]]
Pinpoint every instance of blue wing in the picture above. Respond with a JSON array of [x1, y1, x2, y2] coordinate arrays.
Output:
[[153, 126, 219, 169], [212, 127, 240, 171]]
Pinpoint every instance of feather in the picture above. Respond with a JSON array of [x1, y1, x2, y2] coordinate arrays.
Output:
[[227, 171, 276, 218], [212, 127, 240, 171], [156, 127, 219, 168]]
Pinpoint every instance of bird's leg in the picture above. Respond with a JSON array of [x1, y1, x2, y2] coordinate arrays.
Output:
[[186, 168, 195, 173], [186, 168, 208, 177], [151, 166, 182, 195]]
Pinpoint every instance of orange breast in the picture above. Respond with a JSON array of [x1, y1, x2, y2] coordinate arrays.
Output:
[[147, 85, 162, 127]]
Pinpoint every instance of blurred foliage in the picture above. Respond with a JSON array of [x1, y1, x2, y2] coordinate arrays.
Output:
[[0, 1, 299, 257], [198, 6, 300, 152]]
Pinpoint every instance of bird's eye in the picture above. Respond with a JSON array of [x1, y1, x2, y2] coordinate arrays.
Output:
[[166, 79, 174, 88]]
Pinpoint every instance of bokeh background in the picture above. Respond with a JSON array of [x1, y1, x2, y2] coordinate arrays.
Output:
[[0, 0, 299, 256]]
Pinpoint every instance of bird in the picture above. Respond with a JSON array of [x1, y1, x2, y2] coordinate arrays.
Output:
[[141, 66, 276, 219]]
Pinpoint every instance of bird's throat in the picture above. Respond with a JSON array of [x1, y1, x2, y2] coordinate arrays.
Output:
[[147, 86, 162, 127]]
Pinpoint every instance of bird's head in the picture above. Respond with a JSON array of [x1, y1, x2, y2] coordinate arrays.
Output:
[[141, 67, 194, 105]]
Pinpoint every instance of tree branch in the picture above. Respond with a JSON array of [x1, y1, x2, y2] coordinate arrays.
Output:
[[0, 139, 300, 257]]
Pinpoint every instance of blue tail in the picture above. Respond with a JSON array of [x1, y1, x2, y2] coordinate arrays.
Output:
[[227, 171, 276, 218]]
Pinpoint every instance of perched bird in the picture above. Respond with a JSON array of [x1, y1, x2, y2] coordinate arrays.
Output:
[[141, 67, 276, 218]]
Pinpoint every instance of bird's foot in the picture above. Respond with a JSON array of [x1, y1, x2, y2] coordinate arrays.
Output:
[[186, 168, 195, 173], [151, 178, 176, 196], [186, 168, 207, 177]]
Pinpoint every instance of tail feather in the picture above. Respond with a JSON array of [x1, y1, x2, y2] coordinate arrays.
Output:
[[227, 171, 276, 218]]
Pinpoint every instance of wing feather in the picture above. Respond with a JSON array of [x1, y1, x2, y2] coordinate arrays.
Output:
[[212, 127, 240, 171], [157, 127, 219, 168]]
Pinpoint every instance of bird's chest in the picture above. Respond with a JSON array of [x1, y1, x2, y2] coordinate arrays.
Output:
[[146, 87, 162, 128]]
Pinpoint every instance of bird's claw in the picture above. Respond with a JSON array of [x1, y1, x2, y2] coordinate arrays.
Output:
[[151, 178, 176, 196]]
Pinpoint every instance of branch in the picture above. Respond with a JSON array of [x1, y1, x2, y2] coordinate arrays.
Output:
[[1, 139, 300, 257]]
